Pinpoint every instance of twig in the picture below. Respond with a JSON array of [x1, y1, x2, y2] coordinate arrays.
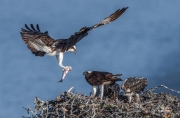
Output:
[[67, 86, 74, 93]]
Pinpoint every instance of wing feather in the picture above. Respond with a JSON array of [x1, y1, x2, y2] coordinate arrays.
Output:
[[21, 7, 128, 54], [25, 24, 33, 31], [30, 24, 37, 31], [92, 7, 128, 29], [20, 24, 55, 56], [55, 27, 90, 52], [36, 24, 41, 32], [93, 71, 122, 83], [55, 7, 128, 52]]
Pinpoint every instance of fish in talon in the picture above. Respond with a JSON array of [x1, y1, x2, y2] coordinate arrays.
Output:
[[20, 7, 128, 79], [59, 66, 72, 82]]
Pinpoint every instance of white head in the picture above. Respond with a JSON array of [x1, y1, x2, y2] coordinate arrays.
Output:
[[87, 71, 92, 73], [68, 45, 76, 54], [83, 70, 92, 75]]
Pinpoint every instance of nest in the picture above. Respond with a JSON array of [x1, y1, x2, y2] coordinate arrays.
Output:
[[22, 86, 180, 118]]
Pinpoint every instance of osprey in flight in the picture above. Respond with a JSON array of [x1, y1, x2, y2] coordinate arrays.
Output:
[[20, 7, 128, 72], [121, 77, 148, 103], [83, 71, 123, 100]]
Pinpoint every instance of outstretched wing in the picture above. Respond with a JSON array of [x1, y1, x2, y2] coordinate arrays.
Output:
[[94, 71, 122, 82], [20, 24, 55, 57], [55, 27, 91, 52], [56, 7, 128, 52], [91, 7, 128, 29]]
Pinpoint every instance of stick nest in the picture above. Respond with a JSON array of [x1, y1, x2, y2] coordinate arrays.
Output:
[[22, 86, 180, 118]]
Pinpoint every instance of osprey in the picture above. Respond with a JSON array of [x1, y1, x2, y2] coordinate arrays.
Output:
[[121, 77, 148, 103], [20, 7, 128, 72], [83, 71, 123, 100]]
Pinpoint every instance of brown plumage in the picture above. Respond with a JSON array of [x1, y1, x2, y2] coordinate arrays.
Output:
[[83, 71, 123, 100], [20, 7, 128, 72], [21, 25, 89, 56], [92, 7, 128, 28], [20, 7, 128, 57], [121, 77, 148, 94], [83, 71, 122, 86], [121, 77, 148, 103]]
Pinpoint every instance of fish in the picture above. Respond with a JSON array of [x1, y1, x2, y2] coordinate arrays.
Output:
[[59, 66, 72, 82]]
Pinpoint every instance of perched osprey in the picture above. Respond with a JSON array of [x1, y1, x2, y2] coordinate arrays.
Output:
[[121, 77, 148, 103], [83, 71, 123, 100], [20, 7, 128, 72]]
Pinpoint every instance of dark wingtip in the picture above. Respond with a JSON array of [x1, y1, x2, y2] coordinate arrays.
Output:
[[121, 7, 128, 10], [117, 74, 123, 76], [30, 24, 38, 31], [117, 7, 128, 13], [23, 24, 41, 32], [25, 24, 28, 29], [36, 24, 41, 32], [118, 78, 123, 81], [114, 74, 122, 77], [24, 24, 32, 31]]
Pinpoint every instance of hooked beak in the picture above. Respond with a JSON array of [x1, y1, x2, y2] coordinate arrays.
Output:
[[83, 72, 86, 75]]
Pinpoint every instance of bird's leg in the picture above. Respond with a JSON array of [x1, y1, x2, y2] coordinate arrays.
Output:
[[56, 53, 72, 82], [100, 85, 104, 100], [126, 93, 132, 103], [92, 86, 97, 97], [114, 84, 120, 102], [135, 93, 140, 103], [115, 94, 119, 103], [56, 53, 65, 69], [128, 95, 132, 103], [56, 53, 72, 71], [96, 86, 101, 97]]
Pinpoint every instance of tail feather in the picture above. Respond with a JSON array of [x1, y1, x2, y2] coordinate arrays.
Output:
[[116, 78, 123, 81], [113, 74, 122, 77]]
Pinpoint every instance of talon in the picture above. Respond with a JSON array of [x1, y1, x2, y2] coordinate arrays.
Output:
[[59, 66, 71, 82], [64, 66, 72, 71], [68, 66, 72, 71]]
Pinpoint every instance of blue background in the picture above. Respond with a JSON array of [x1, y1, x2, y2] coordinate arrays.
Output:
[[0, 0, 180, 117]]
